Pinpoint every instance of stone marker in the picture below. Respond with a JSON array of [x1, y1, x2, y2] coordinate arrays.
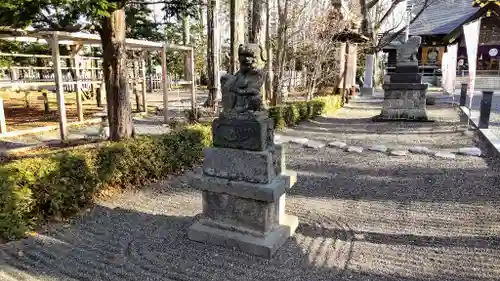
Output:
[[328, 141, 347, 149], [188, 44, 298, 259], [458, 147, 481, 157], [346, 146, 363, 153], [289, 137, 309, 145], [434, 151, 456, 159], [390, 149, 407, 156], [373, 36, 430, 122], [303, 140, 325, 149], [409, 146, 432, 154], [368, 145, 387, 153]]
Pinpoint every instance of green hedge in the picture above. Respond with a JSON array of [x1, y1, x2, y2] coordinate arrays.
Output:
[[0, 95, 342, 240], [269, 95, 342, 131], [0, 125, 211, 240]]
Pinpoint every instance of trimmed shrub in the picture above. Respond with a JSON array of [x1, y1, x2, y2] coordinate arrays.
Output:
[[0, 125, 212, 241], [295, 102, 309, 121], [284, 104, 300, 126], [268, 95, 342, 131], [269, 106, 287, 131]]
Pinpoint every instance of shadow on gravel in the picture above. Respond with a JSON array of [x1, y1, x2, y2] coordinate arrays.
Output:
[[290, 163, 500, 203], [1, 205, 496, 281], [293, 116, 465, 135], [356, 231, 500, 250]]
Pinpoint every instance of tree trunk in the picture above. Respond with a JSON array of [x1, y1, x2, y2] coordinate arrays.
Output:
[[273, 0, 289, 103], [250, 0, 265, 44], [99, 7, 133, 141], [230, 0, 245, 74], [204, 0, 220, 108]]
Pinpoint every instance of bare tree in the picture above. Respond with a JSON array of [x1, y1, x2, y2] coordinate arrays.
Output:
[[297, 9, 349, 99]]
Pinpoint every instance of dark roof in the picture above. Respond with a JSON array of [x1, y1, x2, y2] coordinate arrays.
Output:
[[409, 0, 478, 35]]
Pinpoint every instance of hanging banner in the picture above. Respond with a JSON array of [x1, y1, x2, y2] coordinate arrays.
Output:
[[445, 43, 458, 95], [463, 18, 481, 106], [441, 52, 448, 90]]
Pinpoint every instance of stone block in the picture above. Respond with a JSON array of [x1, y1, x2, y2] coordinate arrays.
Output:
[[384, 99, 405, 109], [189, 171, 297, 202], [409, 146, 432, 154], [384, 90, 401, 100], [434, 151, 456, 159], [188, 214, 299, 259], [390, 73, 422, 83], [360, 87, 374, 96], [271, 144, 286, 176], [458, 147, 482, 157], [203, 147, 275, 184], [346, 146, 363, 153], [328, 141, 347, 148], [394, 64, 419, 73], [403, 109, 427, 119], [390, 149, 407, 156], [381, 109, 400, 118], [368, 145, 388, 153], [212, 116, 273, 151], [200, 191, 281, 235], [383, 83, 428, 91]]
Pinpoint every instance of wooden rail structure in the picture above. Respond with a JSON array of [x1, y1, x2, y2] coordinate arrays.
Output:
[[0, 31, 197, 140]]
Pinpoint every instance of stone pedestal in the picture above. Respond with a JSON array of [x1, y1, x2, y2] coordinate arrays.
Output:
[[188, 112, 298, 258], [373, 63, 430, 122]]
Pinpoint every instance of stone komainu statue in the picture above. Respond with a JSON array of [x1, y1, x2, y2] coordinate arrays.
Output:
[[220, 43, 267, 114], [396, 36, 422, 64]]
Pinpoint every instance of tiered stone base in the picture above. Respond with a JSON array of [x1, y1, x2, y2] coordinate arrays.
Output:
[[373, 62, 432, 122], [373, 83, 432, 122], [188, 141, 298, 258], [188, 214, 298, 258]]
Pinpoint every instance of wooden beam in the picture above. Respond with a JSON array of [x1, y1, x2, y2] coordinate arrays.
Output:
[[141, 53, 147, 113], [0, 97, 6, 134], [51, 33, 68, 141], [71, 45, 84, 122], [189, 48, 196, 115], [161, 44, 169, 124]]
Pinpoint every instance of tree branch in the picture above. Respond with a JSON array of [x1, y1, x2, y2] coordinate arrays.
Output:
[[376, 0, 404, 30], [375, 0, 433, 51], [366, 0, 381, 10]]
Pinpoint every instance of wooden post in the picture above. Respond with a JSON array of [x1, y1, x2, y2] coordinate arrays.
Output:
[[51, 33, 68, 140], [342, 43, 350, 105], [189, 48, 197, 115], [479, 91, 493, 129], [460, 83, 468, 106], [183, 13, 191, 81], [72, 45, 84, 122], [0, 97, 6, 134], [161, 45, 169, 124], [132, 58, 140, 112], [141, 54, 147, 113]]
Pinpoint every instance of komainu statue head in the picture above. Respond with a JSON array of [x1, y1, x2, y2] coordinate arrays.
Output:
[[397, 36, 422, 64], [238, 43, 265, 72]]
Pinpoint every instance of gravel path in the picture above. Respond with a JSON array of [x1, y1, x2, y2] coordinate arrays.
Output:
[[1, 97, 500, 281]]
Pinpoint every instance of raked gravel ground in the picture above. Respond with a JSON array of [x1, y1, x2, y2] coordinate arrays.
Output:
[[1, 96, 500, 281]]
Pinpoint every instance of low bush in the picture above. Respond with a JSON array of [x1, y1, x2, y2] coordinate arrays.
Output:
[[0, 125, 211, 240], [268, 95, 342, 131]]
